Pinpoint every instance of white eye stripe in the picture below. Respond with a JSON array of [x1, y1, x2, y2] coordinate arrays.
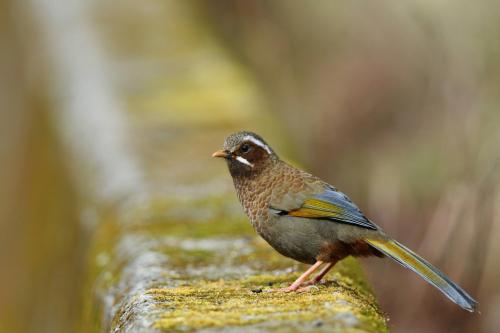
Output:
[[235, 156, 254, 167], [242, 136, 272, 154]]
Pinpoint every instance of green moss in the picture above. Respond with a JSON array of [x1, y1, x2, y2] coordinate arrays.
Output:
[[85, 198, 387, 333], [117, 195, 254, 238], [83, 189, 389, 333], [150, 265, 386, 332], [80, 208, 124, 333]]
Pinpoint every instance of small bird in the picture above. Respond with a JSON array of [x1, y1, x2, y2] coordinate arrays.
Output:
[[213, 131, 477, 312]]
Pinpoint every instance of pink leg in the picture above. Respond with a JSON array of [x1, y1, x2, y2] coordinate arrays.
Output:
[[276, 261, 324, 292], [303, 261, 336, 286]]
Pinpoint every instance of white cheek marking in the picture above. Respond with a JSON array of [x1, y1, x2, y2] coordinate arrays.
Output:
[[242, 136, 272, 154], [235, 156, 254, 167]]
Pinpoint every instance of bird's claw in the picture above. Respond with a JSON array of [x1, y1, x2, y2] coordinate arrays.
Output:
[[265, 284, 319, 293], [301, 279, 323, 287], [265, 287, 295, 293]]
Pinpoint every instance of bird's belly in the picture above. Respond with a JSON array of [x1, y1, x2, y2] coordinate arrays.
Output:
[[258, 215, 341, 265]]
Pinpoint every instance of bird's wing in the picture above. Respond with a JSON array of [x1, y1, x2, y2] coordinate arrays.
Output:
[[270, 187, 378, 230]]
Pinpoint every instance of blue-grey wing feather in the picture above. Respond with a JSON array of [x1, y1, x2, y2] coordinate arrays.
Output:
[[310, 187, 378, 230]]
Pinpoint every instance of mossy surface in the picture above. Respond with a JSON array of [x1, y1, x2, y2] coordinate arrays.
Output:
[[86, 195, 387, 333], [150, 261, 385, 332]]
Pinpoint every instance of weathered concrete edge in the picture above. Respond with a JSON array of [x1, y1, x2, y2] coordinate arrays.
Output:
[[84, 195, 388, 333]]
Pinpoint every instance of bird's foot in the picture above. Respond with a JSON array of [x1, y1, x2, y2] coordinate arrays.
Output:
[[265, 286, 296, 293], [295, 285, 320, 292], [302, 278, 324, 287], [266, 284, 319, 293], [265, 261, 327, 293]]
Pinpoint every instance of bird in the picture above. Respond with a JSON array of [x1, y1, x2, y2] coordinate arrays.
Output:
[[212, 131, 477, 312]]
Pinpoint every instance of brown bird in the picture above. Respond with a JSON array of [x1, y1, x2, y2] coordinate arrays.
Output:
[[213, 131, 477, 312]]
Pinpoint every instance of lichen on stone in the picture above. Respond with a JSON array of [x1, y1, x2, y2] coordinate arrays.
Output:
[[145, 256, 385, 332], [84, 191, 388, 333]]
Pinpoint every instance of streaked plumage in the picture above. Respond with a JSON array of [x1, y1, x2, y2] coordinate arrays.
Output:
[[213, 131, 477, 312]]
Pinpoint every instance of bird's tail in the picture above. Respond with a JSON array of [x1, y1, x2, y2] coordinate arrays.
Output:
[[364, 238, 477, 312]]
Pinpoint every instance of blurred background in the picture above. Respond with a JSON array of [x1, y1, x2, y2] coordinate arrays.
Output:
[[1, 1, 499, 332]]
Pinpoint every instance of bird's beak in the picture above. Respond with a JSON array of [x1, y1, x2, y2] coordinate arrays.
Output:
[[212, 150, 230, 159]]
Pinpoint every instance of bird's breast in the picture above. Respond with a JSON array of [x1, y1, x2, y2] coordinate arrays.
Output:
[[233, 177, 274, 232]]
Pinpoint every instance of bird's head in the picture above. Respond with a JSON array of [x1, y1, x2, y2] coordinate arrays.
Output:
[[212, 131, 278, 177]]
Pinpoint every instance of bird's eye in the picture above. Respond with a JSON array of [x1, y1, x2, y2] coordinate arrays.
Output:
[[240, 144, 250, 153]]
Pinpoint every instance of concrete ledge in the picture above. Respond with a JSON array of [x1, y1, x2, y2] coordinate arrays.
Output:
[[87, 194, 387, 333]]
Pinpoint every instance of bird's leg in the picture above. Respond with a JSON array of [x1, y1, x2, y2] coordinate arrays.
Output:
[[302, 260, 336, 286], [272, 261, 324, 292]]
